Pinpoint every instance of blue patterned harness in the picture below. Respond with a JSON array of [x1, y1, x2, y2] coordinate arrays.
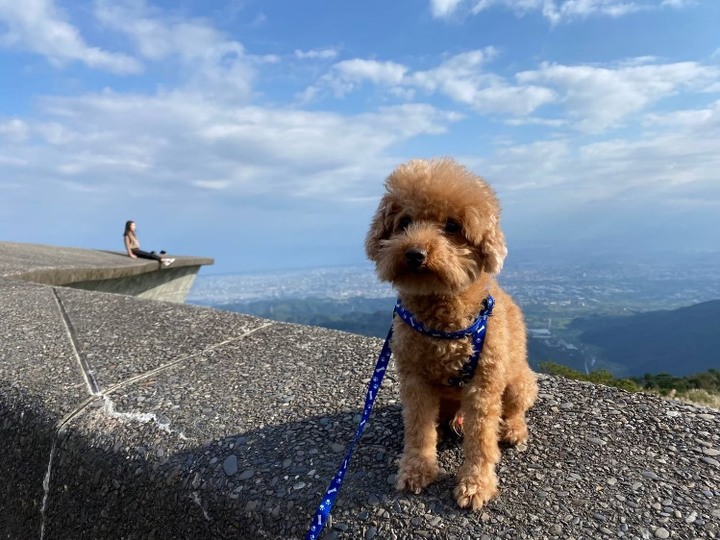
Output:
[[394, 295, 495, 386]]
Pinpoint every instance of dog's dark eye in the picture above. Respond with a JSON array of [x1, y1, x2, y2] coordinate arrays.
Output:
[[444, 219, 461, 234], [398, 216, 412, 231]]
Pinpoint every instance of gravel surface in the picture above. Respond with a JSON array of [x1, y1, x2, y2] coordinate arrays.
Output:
[[309, 374, 720, 540], [1, 274, 718, 539]]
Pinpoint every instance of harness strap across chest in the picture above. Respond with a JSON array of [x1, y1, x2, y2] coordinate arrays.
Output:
[[394, 295, 495, 386]]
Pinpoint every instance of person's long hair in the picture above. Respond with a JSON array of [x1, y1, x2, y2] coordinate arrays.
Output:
[[124, 220, 135, 237]]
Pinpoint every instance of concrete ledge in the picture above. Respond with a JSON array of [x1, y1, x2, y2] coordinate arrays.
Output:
[[1, 242, 718, 539], [68, 264, 202, 304], [0, 241, 213, 304]]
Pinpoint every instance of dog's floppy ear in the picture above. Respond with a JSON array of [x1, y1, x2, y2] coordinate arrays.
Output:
[[365, 195, 398, 262], [464, 210, 508, 275], [480, 220, 508, 275]]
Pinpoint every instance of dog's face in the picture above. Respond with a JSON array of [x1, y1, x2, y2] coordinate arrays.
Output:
[[365, 158, 507, 295]]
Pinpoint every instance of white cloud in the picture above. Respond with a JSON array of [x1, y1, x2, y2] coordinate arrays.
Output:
[[0, 0, 141, 73], [95, 0, 230, 61], [483, 139, 572, 192], [316, 49, 556, 116], [505, 116, 567, 127], [333, 59, 408, 86], [485, 102, 720, 208], [94, 0, 256, 101], [517, 59, 720, 132], [661, 0, 695, 7], [314, 53, 720, 130], [407, 49, 500, 106], [413, 50, 558, 115], [480, 122, 720, 254], [193, 179, 232, 190], [0, 118, 29, 142], [430, 0, 465, 17], [312, 58, 409, 99], [643, 99, 720, 133], [0, 89, 460, 203], [540, 0, 646, 23], [294, 48, 339, 60], [431, 0, 692, 23]]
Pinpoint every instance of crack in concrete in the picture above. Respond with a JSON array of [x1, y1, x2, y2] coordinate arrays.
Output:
[[37, 317, 273, 539], [100, 394, 189, 440], [103, 322, 274, 396], [51, 288, 100, 395], [41, 289, 103, 539], [191, 491, 212, 521], [39, 436, 58, 540]]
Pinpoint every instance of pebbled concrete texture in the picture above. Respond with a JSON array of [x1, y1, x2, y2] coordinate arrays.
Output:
[[1, 242, 719, 540], [0, 280, 88, 538], [52, 287, 269, 390]]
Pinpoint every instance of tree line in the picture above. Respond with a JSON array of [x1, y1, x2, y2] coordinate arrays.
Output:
[[539, 362, 720, 407]]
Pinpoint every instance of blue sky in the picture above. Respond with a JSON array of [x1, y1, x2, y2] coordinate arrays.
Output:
[[1, 0, 719, 273]]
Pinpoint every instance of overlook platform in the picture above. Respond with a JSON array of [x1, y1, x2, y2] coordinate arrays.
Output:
[[0, 242, 718, 539], [0, 241, 213, 304]]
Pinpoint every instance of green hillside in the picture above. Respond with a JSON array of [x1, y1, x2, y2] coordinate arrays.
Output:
[[216, 297, 395, 337], [219, 297, 582, 371], [216, 297, 720, 378], [570, 299, 720, 376]]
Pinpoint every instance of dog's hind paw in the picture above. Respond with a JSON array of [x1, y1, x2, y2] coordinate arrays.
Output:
[[454, 473, 498, 510], [396, 457, 439, 494]]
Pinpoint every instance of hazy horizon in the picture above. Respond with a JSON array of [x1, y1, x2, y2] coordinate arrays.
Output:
[[192, 244, 720, 276]]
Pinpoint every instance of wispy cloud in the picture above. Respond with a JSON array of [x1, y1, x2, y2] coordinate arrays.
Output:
[[310, 49, 556, 116], [430, 0, 465, 18], [310, 53, 719, 132], [0, 89, 460, 203], [294, 48, 339, 60], [0, 118, 29, 142], [333, 59, 408, 86], [517, 59, 720, 132], [486, 100, 720, 205], [0, 0, 141, 73], [94, 0, 256, 101], [643, 98, 720, 133], [431, 0, 694, 23]]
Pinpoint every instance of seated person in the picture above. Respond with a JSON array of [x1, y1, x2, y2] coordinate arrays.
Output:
[[123, 220, 175, 267]]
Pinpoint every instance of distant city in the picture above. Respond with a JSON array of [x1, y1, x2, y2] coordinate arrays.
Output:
[[189, 252, 720, 317], [188, 265, 393, 304]]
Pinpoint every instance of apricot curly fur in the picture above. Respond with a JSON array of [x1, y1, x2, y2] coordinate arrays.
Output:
[[366, 157, 538, 510]]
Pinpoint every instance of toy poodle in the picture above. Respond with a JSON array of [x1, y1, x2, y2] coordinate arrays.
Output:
[[365, 157, 538, 510]]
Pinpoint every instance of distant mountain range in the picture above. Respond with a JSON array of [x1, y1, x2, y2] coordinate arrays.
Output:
[[213, 297, 720, 378], [570, 299, 720, 377]]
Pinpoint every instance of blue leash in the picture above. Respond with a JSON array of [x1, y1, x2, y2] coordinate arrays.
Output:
[[305, 296, 494, 539], [306, 325, 394, 540]]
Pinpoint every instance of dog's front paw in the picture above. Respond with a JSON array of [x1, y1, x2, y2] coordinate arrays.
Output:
[[500, 417, 529, 447], [454, 469, 498, 510], [396, 455, 439, 494]]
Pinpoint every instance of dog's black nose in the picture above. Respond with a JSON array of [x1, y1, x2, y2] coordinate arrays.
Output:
[[405, 247, 427, 269]]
